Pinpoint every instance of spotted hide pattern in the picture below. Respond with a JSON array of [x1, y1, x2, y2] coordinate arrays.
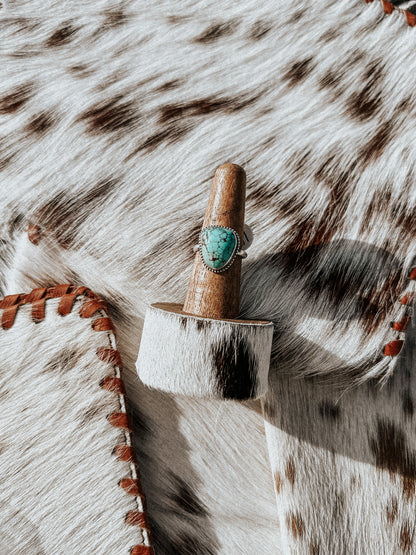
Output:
[[1, 0, 416, 553]]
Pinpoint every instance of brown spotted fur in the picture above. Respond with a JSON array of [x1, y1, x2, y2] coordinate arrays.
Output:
[[1, 0, 416, 552]]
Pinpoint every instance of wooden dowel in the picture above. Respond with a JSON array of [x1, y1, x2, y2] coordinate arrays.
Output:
[[183, 163, 246, 320]]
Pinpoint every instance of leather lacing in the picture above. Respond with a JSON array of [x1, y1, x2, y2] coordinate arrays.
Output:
[[0, 284, 154, 555], [364, 0, 416, 26], [383, 267, 416, 358]]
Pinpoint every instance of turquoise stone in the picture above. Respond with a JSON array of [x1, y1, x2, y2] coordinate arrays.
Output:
[[200, 226, 237, 271]]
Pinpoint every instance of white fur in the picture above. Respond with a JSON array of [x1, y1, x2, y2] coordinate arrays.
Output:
[[137, 304, 273, 399], [263, 315, 416, 554]]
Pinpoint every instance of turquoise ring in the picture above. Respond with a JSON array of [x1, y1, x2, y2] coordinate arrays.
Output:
[[193, 225, 247, 273]]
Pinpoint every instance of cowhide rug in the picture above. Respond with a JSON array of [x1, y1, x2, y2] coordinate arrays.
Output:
[[1, 0, 416, 553]]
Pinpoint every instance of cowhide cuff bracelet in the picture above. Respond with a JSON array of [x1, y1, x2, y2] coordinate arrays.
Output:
[[137, 303, 273, 400]]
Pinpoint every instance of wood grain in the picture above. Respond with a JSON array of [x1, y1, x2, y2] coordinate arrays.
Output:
[[183, 163, 246, 319]]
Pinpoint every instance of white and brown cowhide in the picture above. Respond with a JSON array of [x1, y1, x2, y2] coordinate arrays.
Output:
[[1, 0, 416, 553], [0, 288, 154, 555]]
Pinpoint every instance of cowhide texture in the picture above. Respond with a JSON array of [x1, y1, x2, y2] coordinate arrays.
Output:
[[0, 292, 152, 554], [1, 0, 416, 553], [136, 303, 274, 400]]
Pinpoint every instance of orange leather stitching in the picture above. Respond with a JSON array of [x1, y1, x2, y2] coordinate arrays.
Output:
[[1, 305, 19, 329], [130, 546, 155, 555], [100, 377, 125, 394], [57, 294, 78, 316], [365, 0, 416, 27], [383, 267, 415, 359], [31, 298, 46, 323], [0, 294, 22, 309], [113, 445, 136, 462], [381, 0, 393, 14], [71, 286, 89, 296], [391, 317, 410, 332], [45, 284, 72, 298], [97, 347, 122, 367], [119, 478, 143, 496], [400, 293, 414, 306], [25, 287, 47, 303], [93, 317, 115, 333], [405, 10, 416, 26], [125, 511, 150, 530], [108, 412, 131, 431], [27, 224, 41, 245], [80, 299, 108, 318], [384, 340, 404, 357]]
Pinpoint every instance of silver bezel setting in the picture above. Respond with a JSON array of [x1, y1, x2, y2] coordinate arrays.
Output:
[[197, 225, 241, 273]]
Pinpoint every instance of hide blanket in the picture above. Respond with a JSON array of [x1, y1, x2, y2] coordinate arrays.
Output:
[[1, 0, 416, 553]]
